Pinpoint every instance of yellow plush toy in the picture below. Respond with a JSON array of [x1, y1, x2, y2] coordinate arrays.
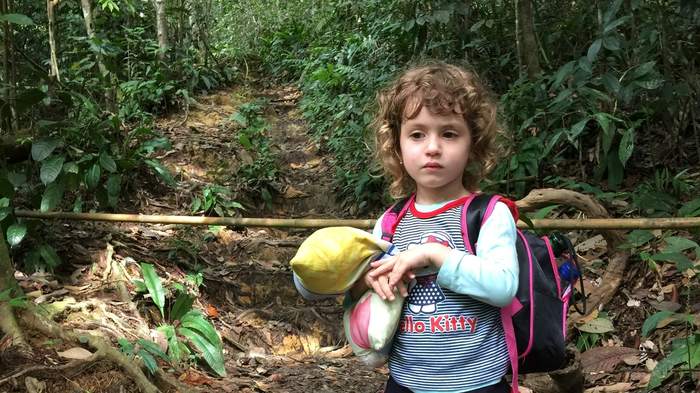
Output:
[[290, 226, 392, 295]]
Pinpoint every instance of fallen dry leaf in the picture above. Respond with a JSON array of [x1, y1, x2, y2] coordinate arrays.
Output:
[[581, 346, 640, 373], [206, 304, 220, 318], [583, 382, 633, 392], [57, 347, 93, 360], [179, 369, 214, 386], [283, 185, 307, 199]]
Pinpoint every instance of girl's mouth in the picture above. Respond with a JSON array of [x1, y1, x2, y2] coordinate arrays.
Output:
[[423, 162, 443, 169]]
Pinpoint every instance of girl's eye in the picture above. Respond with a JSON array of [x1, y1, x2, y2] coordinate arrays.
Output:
[[408, 131, 425, 139], [443, 130, 459, 139]]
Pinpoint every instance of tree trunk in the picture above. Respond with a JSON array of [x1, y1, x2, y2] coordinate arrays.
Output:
[[46, 0, 61, 82], [80, 0, 116, 112], [515, 0, 541, 79], [154, 0, 168, 61], [0, 227, 27, 348], [1, 0, 17, 133]]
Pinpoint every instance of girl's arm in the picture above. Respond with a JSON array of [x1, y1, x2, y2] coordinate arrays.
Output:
[[435, 202, 518, 307], [370, 202, 518, 307]]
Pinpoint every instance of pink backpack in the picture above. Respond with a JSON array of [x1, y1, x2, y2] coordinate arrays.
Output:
[[379, 193, 586, 393]]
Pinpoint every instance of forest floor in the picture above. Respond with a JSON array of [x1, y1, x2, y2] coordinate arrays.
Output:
[[0, 84, 697, 393]]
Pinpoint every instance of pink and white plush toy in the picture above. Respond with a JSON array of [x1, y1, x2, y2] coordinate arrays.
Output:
[[290, 227, 403, 366]]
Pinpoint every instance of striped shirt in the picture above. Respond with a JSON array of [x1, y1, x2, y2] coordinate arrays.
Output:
[[375, 196, 515, 393]]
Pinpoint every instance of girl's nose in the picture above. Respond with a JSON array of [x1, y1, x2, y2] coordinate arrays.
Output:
[[426, 135, 441, 155]]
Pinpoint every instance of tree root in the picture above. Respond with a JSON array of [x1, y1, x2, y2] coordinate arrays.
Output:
[[522, 346, 584, 393], [20, 306, 161, 393], [516, 188, 630, 321], [0, 235, 29, 351]]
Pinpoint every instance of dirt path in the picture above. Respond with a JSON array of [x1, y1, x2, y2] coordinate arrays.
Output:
[[0, 84, 387, 393]]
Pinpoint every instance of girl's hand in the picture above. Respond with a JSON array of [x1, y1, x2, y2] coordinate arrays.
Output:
[[368, 244, 451, 294], [363, 263, 410, 301]]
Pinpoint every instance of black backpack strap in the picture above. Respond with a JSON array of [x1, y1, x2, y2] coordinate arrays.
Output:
[[463, 193, 496, 252]]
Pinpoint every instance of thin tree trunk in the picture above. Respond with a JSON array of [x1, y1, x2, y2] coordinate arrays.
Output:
[[1, 0, 16, 133], [515, 0, 541, 79], [80, 0, 116, 112], [46, 0, 61, 82], [154, 0, 168, 61], [0, 228, 27, 348]]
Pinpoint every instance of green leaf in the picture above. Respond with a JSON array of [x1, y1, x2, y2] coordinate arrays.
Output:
[[137, 349, 158, 374], [86, 163, 101, 190], [631, 61, 656, 79], [530, 205, 559, 220], [4, 172, 24, 191], [625, 230, 655, 248], [650, 252, 694, 271], [140, 263, 165, 318], [144, 159, 176, 187], [593, 113, 612, 136], [635, 79, 664, 90], [158, 325, 182, 362], [587, 39, 602, 62], [0, 197, 10, 221], [607, 152, 624, 190], [603, 15, 631, 34], [178, 327, 226, 377], [0, 13, 34, 25], [132, 278, 147, 293], [678, 198, 700, 217], [567, 118, 589, 142], [642, 311, 674, 337], [41, 180, 65, 212], [105, 175, 121, 196], [664, 237, 699, 253], [180, 310, 221, 346], [40, 155, 65, 185], [6, 224, 27, 247], [601, 73, 621, 94], [139, 137, 171, 155], [576, 317, 615, 334], [618, 128, 634, 166], [647, 347, 685, 390], [118, 338, 134, 356], [63, 162, 79, 174], [602, 35, 621, 51], [170, 293, 195, 322], [136, 338, 169, 362], [602, 0, 623, 24], [238, 134, 253, 150], [551, 61, 575, 87], [99, 151, 117, 173], [37, 244, 61, 269], [230, 112, 248, 127], [31, 139, 60, 161]]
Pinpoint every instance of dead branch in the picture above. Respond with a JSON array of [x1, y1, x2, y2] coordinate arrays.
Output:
[[14, 208, 700, 229]]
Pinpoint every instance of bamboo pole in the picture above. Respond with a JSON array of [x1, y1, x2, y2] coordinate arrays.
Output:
[[13, 210, 700, 230]]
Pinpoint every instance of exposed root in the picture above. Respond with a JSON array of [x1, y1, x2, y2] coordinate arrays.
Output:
[[516, 188, 630, 322], [522, 346, 584, 393], [0, 236, 29, 351], [20, 305, 161, 393], [0, 358, 91, 385]]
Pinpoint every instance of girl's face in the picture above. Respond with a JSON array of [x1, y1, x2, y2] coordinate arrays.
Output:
[[399, 106, 471, 204]]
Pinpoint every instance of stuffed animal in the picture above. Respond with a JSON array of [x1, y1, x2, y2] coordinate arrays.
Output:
[[290, 226, 403, 366]]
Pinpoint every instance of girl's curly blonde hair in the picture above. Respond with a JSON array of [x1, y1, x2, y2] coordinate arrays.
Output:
[[372, 62, 503, 199]]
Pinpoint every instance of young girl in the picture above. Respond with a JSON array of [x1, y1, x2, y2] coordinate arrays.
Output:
[[353, 63, 519, 393]]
